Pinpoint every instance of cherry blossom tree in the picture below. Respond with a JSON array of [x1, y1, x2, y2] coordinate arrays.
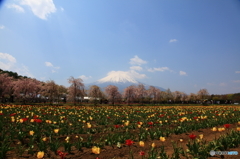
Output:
[[105, 85, 121, 106], [40, 80, 58, 104], [0, 73, 13, 103], [135, 83, 147, 105], [13, 78, 38, 104], [123, 85, 136, 105], [68, 76, 85, 105], [146, 86, 159, 104], [197, 89, 209, 102], [88, 85, 103, 106]]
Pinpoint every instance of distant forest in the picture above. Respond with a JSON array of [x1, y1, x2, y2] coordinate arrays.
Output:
[[0, 69, 240, 105]]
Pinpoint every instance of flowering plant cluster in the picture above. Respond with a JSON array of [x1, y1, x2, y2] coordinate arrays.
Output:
[[0, 104, 240, 158]]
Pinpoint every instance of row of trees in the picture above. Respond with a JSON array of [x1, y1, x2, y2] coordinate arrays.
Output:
[[0, 70, 239, 105]]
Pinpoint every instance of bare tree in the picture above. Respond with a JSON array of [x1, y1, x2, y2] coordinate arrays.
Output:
[[68, 76, 85, 105], [57, 85, 68, 104], [105, 85, 121, 106], [88, 85, 102, 106], [123, 85, 136, 105]]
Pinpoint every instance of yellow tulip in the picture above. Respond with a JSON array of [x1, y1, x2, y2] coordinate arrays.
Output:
[[42, 137, 47, 142], [212, 127, 217, 131], [29, 130, 34, 136], [92, 146, 100, 154], [160, 137, 166, 142], [19, 119, 24, 123], [37, 151, 44, 158], [139, 141, 144, 147], [218, 128, 223, 132], [151, 143, 156, 148], [236, 127, 240, 131], [87, 123, 92, 128], [199, 134, 203, 140], [179, 139, 183, 142], [54, 129, 59, 133]]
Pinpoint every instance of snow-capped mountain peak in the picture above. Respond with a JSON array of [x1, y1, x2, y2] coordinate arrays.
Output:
[[97, 71, 138, 84]]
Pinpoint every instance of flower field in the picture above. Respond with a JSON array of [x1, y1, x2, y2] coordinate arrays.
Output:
[[0, 104, 240, 159]]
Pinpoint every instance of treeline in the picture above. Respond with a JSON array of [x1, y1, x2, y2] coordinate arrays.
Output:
[[0, 69, 239, 105]]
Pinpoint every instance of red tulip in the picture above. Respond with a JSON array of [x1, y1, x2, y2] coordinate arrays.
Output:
[[148, 122, 153, 126], [34, 119, 42, 123], [114, 125, 120, 128], [10, 113, 17, 116], [224, 124, 230, 128], [189, 134, 197, 140], [139, 151, 145, 156], [21, 118, 28, 122], [125, 139, 134, 146]]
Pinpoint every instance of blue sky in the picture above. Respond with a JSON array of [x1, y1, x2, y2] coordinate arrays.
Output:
[[0, 0, 240, 95]]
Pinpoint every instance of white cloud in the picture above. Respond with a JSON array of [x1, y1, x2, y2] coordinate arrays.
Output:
[[45, 61, 53, 67], [20, 0, 56, 20], [6, 3, 25, 12], [130, 66, 142, 71], [0, 25, 5, 29], [128, 70, 146, 79], [129, 55, 147, 65], [169, 39, 178, 43], [233, 80, 240, 83], [79, 75, 92, 81], [235, 71, 240, 74], [0, 52, 16, 63], [60, 7, 64, 11], [179, 71, 187, 76], [0, 52, 34, 77], [220, 83, 226, 86], [148, 67, 171, 72], [45, 61, 59, 73], [207, 83, 215, 86]]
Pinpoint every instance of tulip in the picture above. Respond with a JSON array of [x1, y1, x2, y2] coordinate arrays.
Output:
[[139, 151, 145, 156], [37, 151, 44, 158], [179, 139, 183, 142], [87, 123, 92, 128], [42, 137, 47, 142], [236, 127, 240, 131], [151, 143, 156, 148], [199, 134, 203, 140], [160, 136, 166, 142], [189, 134, 197, 140], [139, 141, 144, 147], [92, 146, 100, 154], [212, 127, 217, 131], [29, 130, 34, 136], [54, 129, 59, 133], [224, 124, 230, 128], [125, 139, 134, 146]]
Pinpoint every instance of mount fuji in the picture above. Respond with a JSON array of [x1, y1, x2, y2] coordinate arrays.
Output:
[[86, 71, 166, 93]]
